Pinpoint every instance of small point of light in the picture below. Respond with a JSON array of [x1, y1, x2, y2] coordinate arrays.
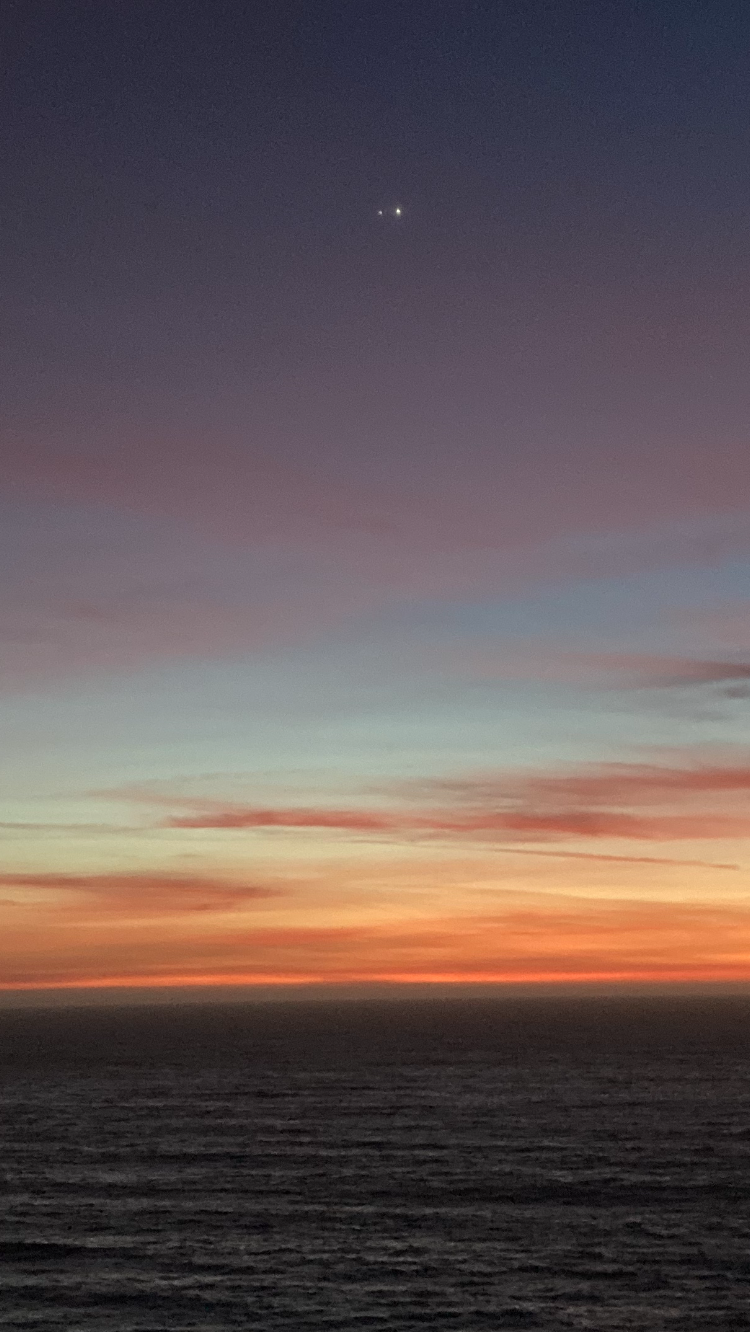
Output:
[[394, 207, 402, 216]]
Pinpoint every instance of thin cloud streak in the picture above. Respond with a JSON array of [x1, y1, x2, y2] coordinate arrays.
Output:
[[409, 644, 750, 695], [0, 873, 284, 915], [165, 804, 749, 841], [417, 760, 750, 804], [155, 757, 750, 846], [584, 654, 750, 691], [492, 847, 739, 871]]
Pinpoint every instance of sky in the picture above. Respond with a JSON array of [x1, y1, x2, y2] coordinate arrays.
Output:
[[2, 0, 750, 997]]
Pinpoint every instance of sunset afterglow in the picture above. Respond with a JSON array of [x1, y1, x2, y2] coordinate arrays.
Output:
[[2, 2, 749, 997]]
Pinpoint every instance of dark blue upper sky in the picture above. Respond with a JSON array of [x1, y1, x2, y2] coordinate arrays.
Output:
[[4, 1, 750, 518], [5, 0, 750, 317]]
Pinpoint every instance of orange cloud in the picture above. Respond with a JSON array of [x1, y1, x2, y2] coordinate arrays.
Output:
[[0, 872, 283, 916]]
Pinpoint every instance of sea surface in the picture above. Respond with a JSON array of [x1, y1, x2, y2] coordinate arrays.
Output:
[[0, 995, 749, 1331]]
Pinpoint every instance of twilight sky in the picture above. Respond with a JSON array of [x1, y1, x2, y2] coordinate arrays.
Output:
[[2, 0, 750, 994]]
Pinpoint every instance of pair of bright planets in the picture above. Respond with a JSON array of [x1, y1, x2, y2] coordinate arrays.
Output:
[[378, 205, 403, 218]]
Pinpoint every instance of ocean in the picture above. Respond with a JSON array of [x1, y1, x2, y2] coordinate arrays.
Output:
[[1, 995, 748, 1330]]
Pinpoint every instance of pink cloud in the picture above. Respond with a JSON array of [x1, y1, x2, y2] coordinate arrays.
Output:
[[164, 803, 747, 842], [579, 653, 750, 691], [408, 759, 750, 817], [439, 644, 750, 692], [0, 872, 283, 915], [0, 524, 381, 691], [6, 378, 750, 581], [150, 756, 750, 845], [166, 806, 401, 832], [669, 602, 750, 651]]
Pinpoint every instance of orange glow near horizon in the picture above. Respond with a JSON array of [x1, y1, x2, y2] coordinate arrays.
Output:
[[3, 878, 750, 992], [3, 967, 750, 994], [2, 763, 749, 992]]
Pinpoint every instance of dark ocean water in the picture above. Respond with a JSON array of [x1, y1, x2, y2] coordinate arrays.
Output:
[[1, 996, 749, 1331]]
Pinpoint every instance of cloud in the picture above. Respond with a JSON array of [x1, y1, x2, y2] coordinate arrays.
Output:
[[3, 488, 749, 697], [669, 602, 750, 652], [149, 757, 750, 846], [502, 847, 739, 870], [165, 806, 403, 832], [582, 653, 750, 692], [421, 759, 750, 804], [0, 872, 283, 916], [7, 371, 750, 564], [648, 661, 750, 688], [0, 572, 338, 693], [423, 643, 750, 697], [0, 823, 125, 833], [163, 803, 747, 842], [167, 806, 731, 840]]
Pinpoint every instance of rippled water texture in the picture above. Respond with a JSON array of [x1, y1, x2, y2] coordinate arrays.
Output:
[[1, 996, 749, 1330]]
